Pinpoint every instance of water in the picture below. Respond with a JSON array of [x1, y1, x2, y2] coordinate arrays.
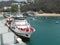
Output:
[[0, 16, 60, 45], [26, 16, 60, 45]]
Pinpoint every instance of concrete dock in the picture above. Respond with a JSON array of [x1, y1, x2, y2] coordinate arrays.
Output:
[[0, 18, 26, 45]]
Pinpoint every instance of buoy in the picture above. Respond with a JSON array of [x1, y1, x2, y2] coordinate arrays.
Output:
[[56, 21, 59, 24], [32, 18, 35, 20]]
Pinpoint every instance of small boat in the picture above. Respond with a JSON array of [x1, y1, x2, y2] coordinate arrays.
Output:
[[56, 21, 59, 24], [3, 12, 10, 18]]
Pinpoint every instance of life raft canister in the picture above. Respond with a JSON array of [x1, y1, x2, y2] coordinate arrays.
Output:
[[18, 28, 25, 31], [30, 28, 34, 32], [18, 28, 29, 32], [26, 28, 29, 32], [18, 28, 34, 32]]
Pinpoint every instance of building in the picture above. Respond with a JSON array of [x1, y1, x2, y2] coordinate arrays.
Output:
[[9, 0, 15, 1], [27, 0, 35, 3], [0, 1, 18, 8], [3, 6, 11, 10]]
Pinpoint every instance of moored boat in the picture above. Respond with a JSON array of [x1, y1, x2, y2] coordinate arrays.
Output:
[[10, 16, 35, 39], [5, 15, 35, 39]]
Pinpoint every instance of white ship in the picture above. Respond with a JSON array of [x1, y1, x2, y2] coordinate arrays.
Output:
[[5, 15, 35, 39], [12, 16, 35, 39]]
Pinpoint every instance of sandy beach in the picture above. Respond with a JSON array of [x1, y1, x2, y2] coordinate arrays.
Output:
[[34, 13, 60, 16], [0, 12, 60, 17]]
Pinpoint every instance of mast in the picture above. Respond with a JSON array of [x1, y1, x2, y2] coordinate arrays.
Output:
[[18, 3, 21, 15], [12, 2, 23, 17], [12, 3, 21, 14]]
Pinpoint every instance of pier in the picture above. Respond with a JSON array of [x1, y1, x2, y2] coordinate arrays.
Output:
[[0, 19, 26, 45]]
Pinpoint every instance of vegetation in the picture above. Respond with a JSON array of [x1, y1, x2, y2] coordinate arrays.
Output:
[[0, 5, 18, 12], [0, 0, 60, 13], [33, 0, 60, 13]]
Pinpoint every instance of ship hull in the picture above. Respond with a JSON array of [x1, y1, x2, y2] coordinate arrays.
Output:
[[5, 24, 32, 40], [8, 27, 30, 41], [15, 32, 30, 41], [13, 29, 32, 39], [18, 35, 30, 41]]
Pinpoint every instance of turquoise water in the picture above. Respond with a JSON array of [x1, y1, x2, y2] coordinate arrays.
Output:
[[26, 16, 60, 45], [0, 16, 4, 20], [1, 16, 60, 45]]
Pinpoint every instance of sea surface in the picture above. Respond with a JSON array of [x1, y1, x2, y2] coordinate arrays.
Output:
[[0, 16, 60, 45]]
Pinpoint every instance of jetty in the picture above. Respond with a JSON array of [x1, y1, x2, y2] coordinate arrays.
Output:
[[0, 19, 26, 45]]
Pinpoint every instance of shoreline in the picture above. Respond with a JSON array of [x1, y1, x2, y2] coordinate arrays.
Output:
[[0, 12, 60, 17], [34, 13, 60, 16]]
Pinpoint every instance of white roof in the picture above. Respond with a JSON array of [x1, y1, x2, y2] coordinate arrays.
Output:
[[15, 20, 30, 28], [15, 20, 27, 25]]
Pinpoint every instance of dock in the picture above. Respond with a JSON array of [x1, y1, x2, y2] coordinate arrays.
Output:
[[0, 20, 26, 45]]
